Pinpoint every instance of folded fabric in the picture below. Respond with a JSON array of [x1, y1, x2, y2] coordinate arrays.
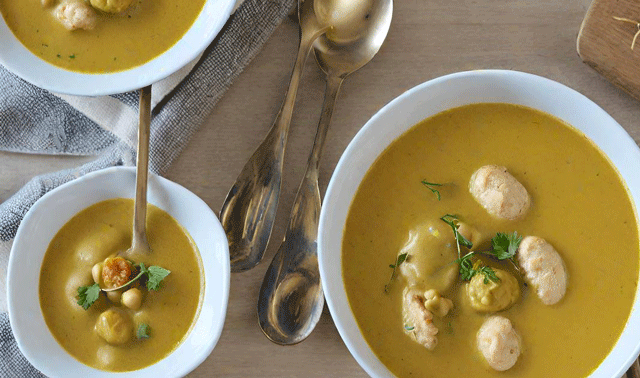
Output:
[[0, 0, 296, 375]]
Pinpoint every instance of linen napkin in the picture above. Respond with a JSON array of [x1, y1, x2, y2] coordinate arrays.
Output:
[[0, 0, 296, 375]]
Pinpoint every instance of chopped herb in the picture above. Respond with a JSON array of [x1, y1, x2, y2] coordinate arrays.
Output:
[[445, 322, 454, 334], [404, 324, 415, 331], [488, 231, 522, 271], [455, 252, 499, 284], [478, 265, 499, 284], [456, 252, 476, 281], [440, 214, 473, 259], [489, 232, 522, 260], [69, 54, 75, 59], [421, 180, 444, 201], [56, 54, 61, 58], [384, 253, 409, 293], [76, 283, 100, 310], [143, 264, 171, 291], [137, 323, 150, 339]]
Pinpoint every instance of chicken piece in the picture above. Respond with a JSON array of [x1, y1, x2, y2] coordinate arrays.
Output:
[[517, 236, 567, 305], [423, 289, 453, 317], [398, 221, 459, 293], [477, 316, 521, 371], [90, 0, 134, 13], [469, 165, 531, 220], [467, 268, 520, 312], [55, 0, 97, 31], [403, 289, 439, 350]]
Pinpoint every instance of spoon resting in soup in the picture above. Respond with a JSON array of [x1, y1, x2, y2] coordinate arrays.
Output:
[[39, 198, 203, 372]]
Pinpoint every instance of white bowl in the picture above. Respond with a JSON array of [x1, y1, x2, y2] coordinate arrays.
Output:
[[0, 0, 237, 96], [7, 166, 230, 378], [317, 70, 640, 378]]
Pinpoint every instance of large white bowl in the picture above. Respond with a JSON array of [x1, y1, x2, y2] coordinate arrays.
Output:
[[318, 70, 640, 378], [7, 166, 230, 377], [0, 0, 237, 96]]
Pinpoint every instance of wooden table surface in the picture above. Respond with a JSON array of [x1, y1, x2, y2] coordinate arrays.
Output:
[[3, 0, 640, 376]]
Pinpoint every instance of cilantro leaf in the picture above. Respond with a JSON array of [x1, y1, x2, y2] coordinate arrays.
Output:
[[384, 253, 409, 293], [137, 323, 150, 339], [457, 252, 476, 280], [77, 283, 100, 310], [146, 265, 171, 291], [478, 265, 500, 284], [455, 252, 499, 285], [490, 232, 522, 260]]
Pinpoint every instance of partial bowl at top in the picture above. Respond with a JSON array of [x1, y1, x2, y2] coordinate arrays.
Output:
[[7, 166, 230, 377], [0, 0, 237, 96], [318, 70, 640, 377]]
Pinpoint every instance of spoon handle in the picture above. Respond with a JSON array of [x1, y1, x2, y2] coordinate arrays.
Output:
[[219, 26, 324, 273], [257, 74, 343, 345], [132, 85, 151, 253]]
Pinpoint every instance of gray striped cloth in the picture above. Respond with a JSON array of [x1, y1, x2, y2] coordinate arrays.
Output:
[[0, 0, 295, 375]]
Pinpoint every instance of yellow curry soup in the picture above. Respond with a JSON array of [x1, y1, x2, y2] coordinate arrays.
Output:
[[39, 198, 204, 372], [0, 0, 206, 73], [342, 103, 639, 378]]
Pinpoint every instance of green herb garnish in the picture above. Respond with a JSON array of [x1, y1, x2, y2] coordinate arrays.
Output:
[[142, 264, 171, 291], [487, 231, 522, 271], [384, 253, 409, 293], [404, 324, 415, 331], [440, 214, 473, 258], [76, 283, 100, 310], [421, 180, 444, 201], [69, 54, 76, 59], [137, 323, 150, 339], [76, 263, 171, 310], [456, 252, 499, 284]]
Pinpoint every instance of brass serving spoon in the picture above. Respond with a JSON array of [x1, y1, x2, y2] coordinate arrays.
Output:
[[218, 0, 329, 273], [257, 0, 393, 345]]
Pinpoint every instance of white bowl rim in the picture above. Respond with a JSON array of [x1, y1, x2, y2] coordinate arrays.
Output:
[[0, 0, 236, 96], [318, 69, 640, 378], [7, 166, 230, 377]]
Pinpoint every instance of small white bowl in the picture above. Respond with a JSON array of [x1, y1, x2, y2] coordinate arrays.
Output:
[[0, 0, 237, 96], [7, 166, 230, 378], [318, 70, 640, 378]]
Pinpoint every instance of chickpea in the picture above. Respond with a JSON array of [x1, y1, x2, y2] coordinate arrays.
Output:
[[91, 262, 103, 284], [121, 288, 142, 310], [102, 257, 133, 289], [106, 290, 122, 304]]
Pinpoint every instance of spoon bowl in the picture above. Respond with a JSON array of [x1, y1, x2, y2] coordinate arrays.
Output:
[[257, 0, 393, 345]]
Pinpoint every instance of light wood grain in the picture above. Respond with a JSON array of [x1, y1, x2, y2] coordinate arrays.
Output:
[[5, 0, 640, 376], [578, 0, 640, 102]]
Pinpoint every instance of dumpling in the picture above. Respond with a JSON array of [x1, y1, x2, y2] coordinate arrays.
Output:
[[469, 165, 531, 220]]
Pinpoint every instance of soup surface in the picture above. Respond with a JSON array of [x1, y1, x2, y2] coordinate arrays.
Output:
[[39, 198, 203, 372], [0, 0, 206, 73], [342, 103, 640, 377]]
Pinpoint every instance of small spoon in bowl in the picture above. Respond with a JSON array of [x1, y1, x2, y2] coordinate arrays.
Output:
[[99, 85, 152, 292], [257, 0, 393, 345]]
